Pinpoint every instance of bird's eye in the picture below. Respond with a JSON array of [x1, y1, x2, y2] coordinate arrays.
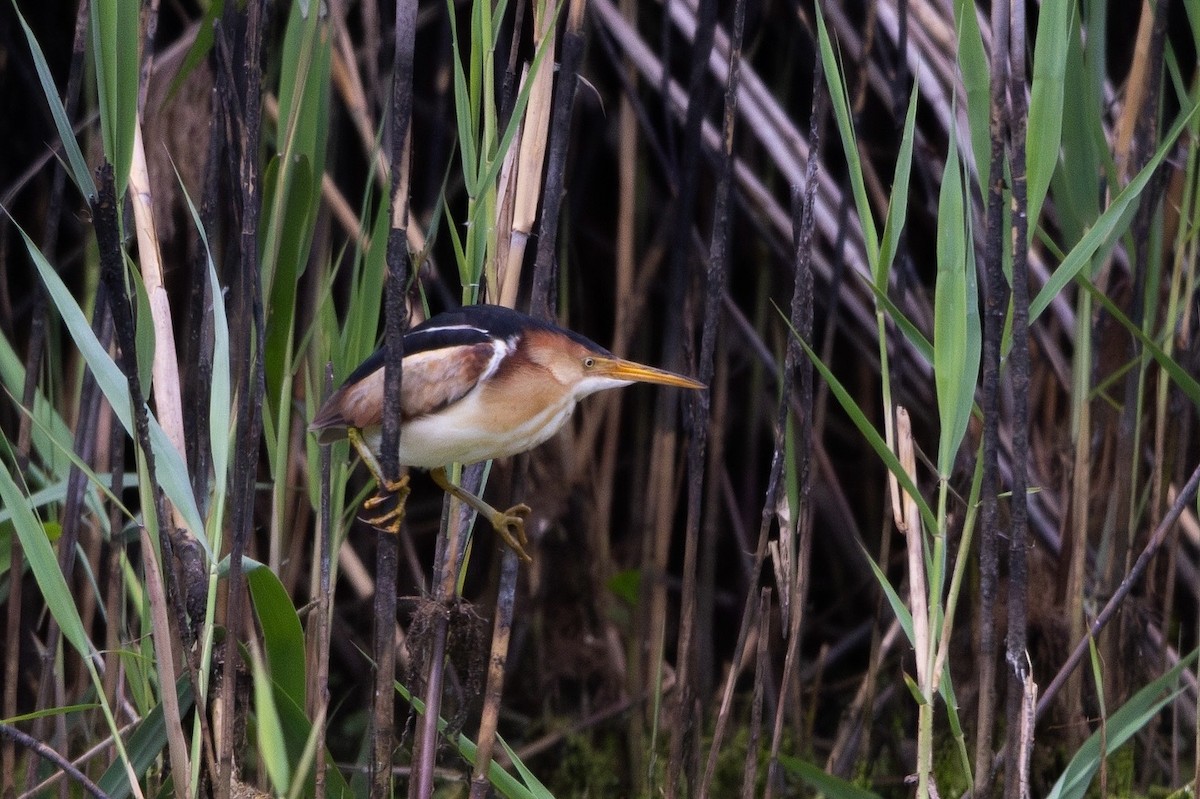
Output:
[[583, 357, 596, 369]]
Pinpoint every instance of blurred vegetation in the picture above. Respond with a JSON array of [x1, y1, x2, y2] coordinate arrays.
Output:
[[1, 0, 1199, 796]]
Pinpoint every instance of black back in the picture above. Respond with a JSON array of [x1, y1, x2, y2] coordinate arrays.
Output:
[[338, 305, 612, 389]]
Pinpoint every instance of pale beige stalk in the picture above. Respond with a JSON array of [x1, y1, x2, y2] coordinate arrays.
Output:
[[141, 527, 189, 799], [895, 407, 929, 690], [130, 117, 190, 527], [498, 1, 557, 308]]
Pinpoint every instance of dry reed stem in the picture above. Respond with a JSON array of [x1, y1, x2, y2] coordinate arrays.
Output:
[[468, 551, 519, 797], [739, 588, 770, 799], [895, 408, 930, 687], [678, 0, 743, 789], [129, 119, 190, 523], [0, 725, 110, 799], [492, 114, 519, 304], [215, 0, 268, 792], [474, 16, 566, 761], [1003, 0, 1033, 790], [1037, 462, 1200, 720], [498, 1, 556, 307], [594, 0, 901, 356], [312, 366, 334, 799], [1113, 0, 1157, 182], [140, 526, 191, 799], [326, 10, 428, 258]]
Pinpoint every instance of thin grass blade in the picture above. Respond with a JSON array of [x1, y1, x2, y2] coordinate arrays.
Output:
[[1046, 649, 1199, 799], [1032, 103, 1197, 320], [15, 220, 207, 548], [13, 6, 97, 200]]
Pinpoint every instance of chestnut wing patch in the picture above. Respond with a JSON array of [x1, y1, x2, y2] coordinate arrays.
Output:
[[309, 341, 496, 441]]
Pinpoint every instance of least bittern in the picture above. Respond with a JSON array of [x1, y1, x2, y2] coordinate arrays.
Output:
[[310, 304, 704, 561]]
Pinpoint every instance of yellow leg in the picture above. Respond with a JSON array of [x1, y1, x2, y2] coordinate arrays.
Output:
[[430, 467, 532, 563], [348, 429, 410, 533]]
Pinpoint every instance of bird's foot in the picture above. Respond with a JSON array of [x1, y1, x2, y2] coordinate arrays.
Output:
[[361, 474, 412, 533], [488, 503, 533, 563]]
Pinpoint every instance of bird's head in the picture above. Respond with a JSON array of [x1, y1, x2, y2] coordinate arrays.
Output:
[[523, 326, 706, 402]]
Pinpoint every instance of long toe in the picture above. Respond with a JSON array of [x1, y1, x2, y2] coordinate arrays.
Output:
[[362, 480, 411, 533], [363, 506, 406, 534], [492, 509, 533, 563]]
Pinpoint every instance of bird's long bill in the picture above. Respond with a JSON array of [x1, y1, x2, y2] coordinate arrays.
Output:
[[597, 357, 706, 389]]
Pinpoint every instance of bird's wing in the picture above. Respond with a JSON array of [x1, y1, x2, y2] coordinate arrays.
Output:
[[309, 323, 506, 442]]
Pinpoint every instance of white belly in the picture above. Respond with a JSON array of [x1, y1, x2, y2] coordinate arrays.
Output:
[[367, 390, 579, 469]]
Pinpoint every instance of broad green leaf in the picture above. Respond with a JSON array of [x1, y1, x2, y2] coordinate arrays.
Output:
[[951, 0, 990, 193], [245, 558, 307, 709], [1050, 8, 1104, 248], [261, 154, 316, 456], [269, 681, 355, 798], [447, 0, 480, 188], [130, 253, 156, 393], [933, 134, 980, 476], [97, 678, 195, 799], [263, 0, 330, 411], [90, 0, 140, 193], [251, 642, 291, 795], [166, 0, 225, 100], [1026, 0, 1073, 239], [338, 195, 391, 372]]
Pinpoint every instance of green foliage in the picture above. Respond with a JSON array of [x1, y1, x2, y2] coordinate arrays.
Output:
[[89, 0, 140, 193], [1031, 104, 1197, 322], [14, 219, 207, 548], [779, 756, 884, 799], [13, 2, 95, 199], [1047, 649, 1199, 799], [1025, 0, 1073, 238], [96, 679, 196, 799], [933, 127, 980, 478], [5, 0, 1200, 795]]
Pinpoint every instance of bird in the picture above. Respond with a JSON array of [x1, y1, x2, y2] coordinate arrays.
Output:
[[309, 303, 705, 562]]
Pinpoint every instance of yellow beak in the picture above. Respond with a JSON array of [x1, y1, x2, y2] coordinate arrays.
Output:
[[594, 357, 706, 389]]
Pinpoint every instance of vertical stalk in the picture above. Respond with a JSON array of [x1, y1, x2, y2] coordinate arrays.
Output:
[[313, 366, 334, 799], [1003, 0, 1031, 792], [216, 0, 267, 794], [372, 0, 417, 792], [974, 0, 1011, 788], [677, 0, 744, 792], [530, 0, 588, 315]]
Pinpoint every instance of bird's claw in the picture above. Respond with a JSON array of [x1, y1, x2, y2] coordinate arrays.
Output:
[[361, 475, 412, 534], [490, 503, 533, 563]]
